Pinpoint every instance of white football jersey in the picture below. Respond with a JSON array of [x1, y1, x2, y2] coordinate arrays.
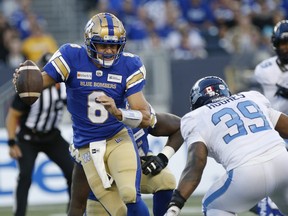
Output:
[[254, 56, 288, 114], [181, 91, 285, 171]]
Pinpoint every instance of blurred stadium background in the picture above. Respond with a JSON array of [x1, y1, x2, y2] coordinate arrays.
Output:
[[1, 0, 286, 215]]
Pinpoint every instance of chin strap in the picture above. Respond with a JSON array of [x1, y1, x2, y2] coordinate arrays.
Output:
[[95, 56, 114, 68]]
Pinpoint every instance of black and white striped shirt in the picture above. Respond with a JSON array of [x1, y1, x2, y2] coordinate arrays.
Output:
[[12, 83, 66, 132]]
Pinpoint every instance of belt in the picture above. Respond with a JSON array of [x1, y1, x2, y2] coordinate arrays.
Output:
[[23, 126, 54, 136]]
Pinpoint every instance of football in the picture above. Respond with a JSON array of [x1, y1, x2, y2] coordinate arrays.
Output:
[[16, 60, 43, 105]]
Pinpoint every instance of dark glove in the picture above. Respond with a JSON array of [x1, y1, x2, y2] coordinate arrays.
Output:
[[275, 84, 288, 99], [141, 153, 168, 175], [168, 189, 187, 210]]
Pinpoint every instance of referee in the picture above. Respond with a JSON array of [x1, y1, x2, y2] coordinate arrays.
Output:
[[5, 53, 74, 216]]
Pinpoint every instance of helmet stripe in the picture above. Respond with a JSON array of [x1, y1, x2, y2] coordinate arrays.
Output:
[[105, 13, 114, 36]]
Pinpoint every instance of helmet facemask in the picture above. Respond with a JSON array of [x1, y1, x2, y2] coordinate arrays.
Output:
[[272, 20, 288, 64], [274, 40, 288, 65]]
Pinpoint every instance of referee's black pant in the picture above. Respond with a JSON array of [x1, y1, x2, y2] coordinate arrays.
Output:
[[14, 128, 74, 216]]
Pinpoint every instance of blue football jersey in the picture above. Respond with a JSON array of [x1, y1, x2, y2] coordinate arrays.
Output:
[[132, 127, 151, 157], [43, 43, 147, 148]]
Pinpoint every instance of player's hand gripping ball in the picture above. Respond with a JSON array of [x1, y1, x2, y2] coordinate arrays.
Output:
[[14, 60, 43, 105]]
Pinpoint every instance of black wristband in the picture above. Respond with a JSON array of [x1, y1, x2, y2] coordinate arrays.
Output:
[[169, 189, 187, 209], [8, 139, 16, 146], [157, 153, 169, 166]]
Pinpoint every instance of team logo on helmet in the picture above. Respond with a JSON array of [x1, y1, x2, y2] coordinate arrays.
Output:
[[190, 76, 231, 110]]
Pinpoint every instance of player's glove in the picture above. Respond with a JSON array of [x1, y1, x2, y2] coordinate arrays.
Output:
[[164, 205, 181, 216], [275, 83, 288, 99], [164, 190, 186, 216], [141, 153, 168, 175]]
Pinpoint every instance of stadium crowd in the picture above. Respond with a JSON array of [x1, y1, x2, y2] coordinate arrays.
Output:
[[1, 0, 288, 68], [84, 0, 287, 62], [0, 0, 57, 70]]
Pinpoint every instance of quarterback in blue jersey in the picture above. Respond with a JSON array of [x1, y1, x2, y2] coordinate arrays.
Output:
[[69, 112, 184, 216], [14, 13, 153, 216], [87, 112, 184, 216]]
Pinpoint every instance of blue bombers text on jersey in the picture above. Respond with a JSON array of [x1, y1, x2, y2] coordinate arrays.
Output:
[[43, 43, 147, 148]]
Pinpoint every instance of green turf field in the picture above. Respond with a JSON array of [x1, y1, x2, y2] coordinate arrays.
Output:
[[0, 196, 257, 216]]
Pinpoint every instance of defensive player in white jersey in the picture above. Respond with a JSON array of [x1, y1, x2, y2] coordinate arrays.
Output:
[[165, 76, 288, 216], [254, 20, 288, 120], [253, 20, 288, 216], [13, 13, 153, 216]]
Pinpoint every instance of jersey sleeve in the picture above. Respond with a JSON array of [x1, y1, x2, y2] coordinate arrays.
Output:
[[268, 108, 282, 127], [254, 60, 273, 85], [43, 43, 78, 82], [124, 53, 146, 97], [181, 111, 206, 147]]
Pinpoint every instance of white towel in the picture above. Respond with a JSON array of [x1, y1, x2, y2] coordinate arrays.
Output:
[[89, 140, 113, 188]]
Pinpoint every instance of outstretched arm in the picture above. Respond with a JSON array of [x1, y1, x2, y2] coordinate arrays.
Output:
[[165, 141, 208, 216], [141, 112, 184, 175], [150, 112, 183, 152], [177, 142, 207, 199]]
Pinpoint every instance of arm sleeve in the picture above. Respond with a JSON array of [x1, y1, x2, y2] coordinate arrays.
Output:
[[181, 112, 206, 147], [268, 108, 282, 127], [125, 55, 146, 97]]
